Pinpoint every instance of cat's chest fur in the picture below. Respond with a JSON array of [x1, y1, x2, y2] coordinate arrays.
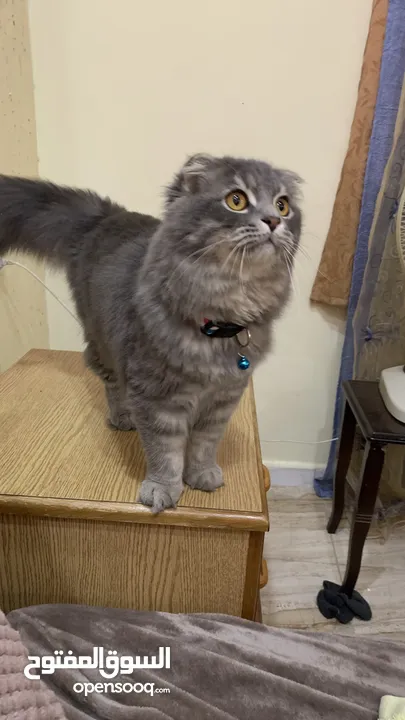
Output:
[[128, 307, 271, 392]]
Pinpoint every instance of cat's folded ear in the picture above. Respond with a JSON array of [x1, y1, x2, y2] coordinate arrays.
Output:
[[165, 153, 215, 207], [284, 170, 303, 185], [280, 169, 304, 203]]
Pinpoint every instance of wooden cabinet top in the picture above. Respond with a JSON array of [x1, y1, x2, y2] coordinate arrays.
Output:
[[0, 350, 268, 530]]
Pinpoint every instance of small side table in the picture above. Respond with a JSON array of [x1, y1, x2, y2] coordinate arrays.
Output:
[[317, 380, 405, 624]]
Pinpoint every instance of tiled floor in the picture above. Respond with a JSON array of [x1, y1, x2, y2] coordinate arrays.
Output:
[[261, 486, 405, 638]]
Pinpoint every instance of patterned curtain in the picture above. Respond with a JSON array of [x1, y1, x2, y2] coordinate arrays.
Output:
[[311, 0, 388, 308]]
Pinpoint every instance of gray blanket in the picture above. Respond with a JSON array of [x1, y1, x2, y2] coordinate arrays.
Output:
[[8, 605, 405, 719]]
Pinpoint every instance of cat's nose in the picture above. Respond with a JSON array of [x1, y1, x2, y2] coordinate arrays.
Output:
[[263, 216, 281, 231]]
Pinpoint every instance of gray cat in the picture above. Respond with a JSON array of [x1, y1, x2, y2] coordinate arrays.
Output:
[[0, 154, 302, 511]]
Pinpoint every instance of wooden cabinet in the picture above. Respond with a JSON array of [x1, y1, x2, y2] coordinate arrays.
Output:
[[0, 350, 269, 618]]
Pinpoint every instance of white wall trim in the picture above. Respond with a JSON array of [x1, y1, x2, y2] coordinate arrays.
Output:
[[264, 463, 326, 487], [264, 459, 326, 471]]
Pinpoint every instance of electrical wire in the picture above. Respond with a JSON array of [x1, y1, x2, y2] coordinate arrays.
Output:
[[2, 258, 80, 324], [265, 437, 338, 445], [1, 258, 338, 447]]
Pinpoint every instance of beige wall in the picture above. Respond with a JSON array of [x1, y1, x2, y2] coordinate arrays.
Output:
[[0, 0, 48, 372], [28, 0, 372, 467]]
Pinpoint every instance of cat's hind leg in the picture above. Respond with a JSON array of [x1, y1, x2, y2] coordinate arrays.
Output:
[[105, 382, 135, 431], [84, 343, 135, 431]]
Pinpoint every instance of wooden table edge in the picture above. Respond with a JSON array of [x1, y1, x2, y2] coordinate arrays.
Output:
[[0, 494, 269, 531]]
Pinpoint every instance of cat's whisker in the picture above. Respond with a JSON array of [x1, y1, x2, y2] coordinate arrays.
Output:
[[165, 247, 209, 289], [300, 231, 333, 279], [294, 243, 331, 283], [239, 246, 247, 295], [283, 248, 299, 300], [185, 238, 236, 300], [281, 243, 295, 264], [313, 266, 331, 282], [221, 235, 258, 276], [301, 229, 322, 245], [231, 246, 242, 277], [290, 255, 305, 301], [220, 242, 242, 274], [166, 237, 231, 289], [287, 261, 298, 300], [297, 245, 311, 260], [295, 245, 314, 267], [284, 251, 302, 295]]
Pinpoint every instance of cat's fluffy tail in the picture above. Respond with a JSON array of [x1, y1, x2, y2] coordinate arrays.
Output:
[[0, 175, 120, 267]]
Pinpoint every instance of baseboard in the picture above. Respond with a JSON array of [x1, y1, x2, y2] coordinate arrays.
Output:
[[264, 462, 326, 487], [264, 459, 326, 471]]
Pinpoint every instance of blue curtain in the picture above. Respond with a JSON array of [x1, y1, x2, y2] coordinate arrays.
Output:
[[315, 0, 405, 498]]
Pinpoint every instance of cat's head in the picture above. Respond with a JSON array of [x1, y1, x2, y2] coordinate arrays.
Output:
[[160, 154, 303, 323]]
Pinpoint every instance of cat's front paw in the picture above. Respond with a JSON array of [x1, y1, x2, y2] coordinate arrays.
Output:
[[107, 412, 136, 431], [184, 465, 224, 492], [139, 478, 183, 513]]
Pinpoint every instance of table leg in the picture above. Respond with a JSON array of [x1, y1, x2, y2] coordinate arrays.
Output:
[[327, 400, 357, 534], [340, 441, 385, 597]]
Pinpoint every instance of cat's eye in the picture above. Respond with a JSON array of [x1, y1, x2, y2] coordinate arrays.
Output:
[[276, 196, 290, 217], [225, 190, 249, 212]]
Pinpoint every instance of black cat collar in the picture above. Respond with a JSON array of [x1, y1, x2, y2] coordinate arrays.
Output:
[[200, 319, 251, 371], [200, 319, 246, 338]]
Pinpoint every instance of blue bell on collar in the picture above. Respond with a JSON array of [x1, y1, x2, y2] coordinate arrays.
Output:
[[237, 354, 250, 370]]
